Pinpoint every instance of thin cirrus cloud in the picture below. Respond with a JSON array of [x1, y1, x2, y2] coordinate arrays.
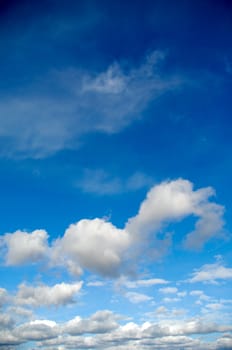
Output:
[[76, 169, 153, 195], [1, 179, 226, 278], [0, 50, 182, 159]]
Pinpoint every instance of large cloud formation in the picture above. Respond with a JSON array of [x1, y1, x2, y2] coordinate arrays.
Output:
[[1, 310, 232, 350], [1, 179, 225, 277]]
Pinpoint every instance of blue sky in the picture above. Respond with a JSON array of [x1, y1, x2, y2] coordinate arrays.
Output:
[[0, 0, 232, 349]]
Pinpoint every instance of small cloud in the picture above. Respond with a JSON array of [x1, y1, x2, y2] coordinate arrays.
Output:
[[155, 306, 168, 314], [86, 281, 105, 287], [188, 260, 232, 284], [122, 278, 169, 289], [159, 287, 178, 294], [162, 297, 180, 303], [76, 169, 153, 195], [125, 291, 153, 304]]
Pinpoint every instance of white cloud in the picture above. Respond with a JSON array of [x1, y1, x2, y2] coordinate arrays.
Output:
[[216, 334, 232, 349], [125, 292, 153, 304], [0, 287, 9, 307], [0, 179, 226, 279], [53, 218, 131, 277], [126, 179, 225, 252], [190, 290, 210, 302], [155, 306, 168, 314], [64, 310, 119, 335], [86, 281, 105, 287], [159, 287, 178, 294], [0, 50, 181, 159], [163, 297, 181, 303], [15, 281, 83, 307], [76, 169, 153, 195], [3, 310, 231, 350], [122, 278, 169, 289], [205, 303, 222, 311], [3, 229, 48, 265], [188, 260, 232, 284], [14, 319, 58, 342], [0, 313, 14, 328]]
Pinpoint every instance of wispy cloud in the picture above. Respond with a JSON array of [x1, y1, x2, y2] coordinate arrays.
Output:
[[0, 50, 182, 159], [76, 169, 153, 195]]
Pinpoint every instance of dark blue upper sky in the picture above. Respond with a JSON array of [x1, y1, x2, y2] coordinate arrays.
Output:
[[0, 0, 232, 235]]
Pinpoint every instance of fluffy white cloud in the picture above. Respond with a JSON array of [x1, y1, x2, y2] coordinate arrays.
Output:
[[53, 218, 131, 277], [14, 320, 58, 342], [15, 282, 83, 307], [188, 260, 232, 284], [64, 310, 119, 335], [3, 230, 48, 265], [1, 180, 226, 278], [126, 179, 225, 252]]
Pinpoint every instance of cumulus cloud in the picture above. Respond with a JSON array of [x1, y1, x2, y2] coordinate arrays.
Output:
[[126, 179, 225, 252], [1, 179, 226, 278], [13, 320, 58, 342], [52, 218, 131, 277], [188, 260, 232, 284], [2, 311, 231, 350], [63, 310, 119, 335], [2, 229, 48, 265], [15, 281, 83, 307], [0, 50, 181, 159]]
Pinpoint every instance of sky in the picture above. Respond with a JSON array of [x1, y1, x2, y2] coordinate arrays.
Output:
[[0, 0, 232, 349]]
